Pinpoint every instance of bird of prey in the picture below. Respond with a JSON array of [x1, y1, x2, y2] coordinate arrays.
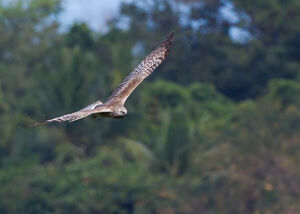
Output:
[[34, 32, 174, 126]]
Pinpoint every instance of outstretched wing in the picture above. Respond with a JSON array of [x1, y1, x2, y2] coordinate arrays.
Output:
[[32, 103, 110, 126], [106, 32, 174, 105]]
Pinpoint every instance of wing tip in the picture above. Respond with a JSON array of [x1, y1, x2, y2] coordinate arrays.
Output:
[[164, 31, 175, 43], [159, 31, 175, 57], [29, 117, 62, 127], [29, 120, 49, 127], [161, 31, 175, 50], [168, 31, 175, 38]]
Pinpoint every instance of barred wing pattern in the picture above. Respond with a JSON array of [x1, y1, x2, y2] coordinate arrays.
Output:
[[33, 32, 174, 126], [32, 104, 110, 126], [33, 110, 93, 125], [106, 32, 175, 105]]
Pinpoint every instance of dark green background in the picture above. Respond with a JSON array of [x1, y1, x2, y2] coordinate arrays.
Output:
[[1, 0, 300, 213]]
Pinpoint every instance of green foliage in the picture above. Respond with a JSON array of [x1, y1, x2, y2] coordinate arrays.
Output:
[[163, 107, 192, 176], [117, 0, 300, 100], [265, 79, 300, 108], [0, 148, 157, 214], [1, 0, 300, 213], [65, 23, 94, 50]]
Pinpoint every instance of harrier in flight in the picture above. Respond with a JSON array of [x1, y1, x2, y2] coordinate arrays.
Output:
[[34, 32, 174, 126]]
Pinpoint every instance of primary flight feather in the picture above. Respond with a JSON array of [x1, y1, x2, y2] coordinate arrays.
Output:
[[34, 32, 174, 126]]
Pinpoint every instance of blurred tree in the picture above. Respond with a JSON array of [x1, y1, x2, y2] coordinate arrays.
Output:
[[65, 23, 94, 50], [117, 0, 300, 100], [0, 0, 62, 164], [162, 106, 193, 176], [0, 0, 300, 213]]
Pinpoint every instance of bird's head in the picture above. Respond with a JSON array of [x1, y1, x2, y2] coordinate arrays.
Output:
[[120, 107, 128, 116], [113, 106, 127, 118]]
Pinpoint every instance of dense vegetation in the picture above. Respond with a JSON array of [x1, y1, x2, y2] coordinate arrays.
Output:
[[0, 0, 300, 213]]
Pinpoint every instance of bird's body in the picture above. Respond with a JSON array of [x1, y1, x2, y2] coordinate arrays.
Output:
[[33, 32, 174, 126], [94, 103, 127, 119], [95, 110, 127, 119]]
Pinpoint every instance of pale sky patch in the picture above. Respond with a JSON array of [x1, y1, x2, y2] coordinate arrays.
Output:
[[59, 0, 132, 32]]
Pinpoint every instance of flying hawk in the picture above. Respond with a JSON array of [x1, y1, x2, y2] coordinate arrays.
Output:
[[34, 32, 174, 126]]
